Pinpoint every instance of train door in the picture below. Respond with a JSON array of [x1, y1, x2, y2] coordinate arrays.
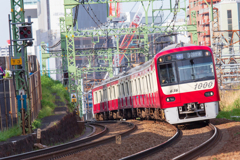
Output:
[[117, 84, 121, 110], [133, 79, 138, 108], [147, 74, 153, 107], [137, 77, 141, 107], [126, 81, 131, 108], [144, 75, 150, 108], [129, 80, 133, 106], [112, 85, 117, 110]]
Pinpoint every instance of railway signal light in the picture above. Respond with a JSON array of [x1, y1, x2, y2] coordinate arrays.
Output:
[[19, 26, 32, 40]]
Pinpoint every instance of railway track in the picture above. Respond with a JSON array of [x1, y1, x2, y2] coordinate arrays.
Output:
[[0, 121, 136, 160], [120, 121, 180, 160], [173, 123, 221, 160], [120, 122, 220, 160]]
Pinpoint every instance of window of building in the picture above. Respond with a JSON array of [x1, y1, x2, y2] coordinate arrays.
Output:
[[227, 10, 233, 39]]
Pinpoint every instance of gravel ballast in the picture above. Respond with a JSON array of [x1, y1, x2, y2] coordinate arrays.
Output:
[[59, 120, 176, 160]]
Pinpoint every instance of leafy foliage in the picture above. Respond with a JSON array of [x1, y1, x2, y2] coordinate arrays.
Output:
[[0, 126, 22, 142], [32, 75, 73, 129]]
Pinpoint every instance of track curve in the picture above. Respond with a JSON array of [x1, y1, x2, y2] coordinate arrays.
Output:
[[0, 121, 136, 160], [172, 123, 220, 160], [120, 121, 180, 160]]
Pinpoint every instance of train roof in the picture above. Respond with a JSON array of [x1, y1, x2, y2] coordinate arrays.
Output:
[[159, 43, 196, 52], [93, 43, 196, 89]]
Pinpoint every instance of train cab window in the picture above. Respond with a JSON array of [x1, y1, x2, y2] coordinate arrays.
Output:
[[177, 56, 214, 82], [159, 63, 177, 85]]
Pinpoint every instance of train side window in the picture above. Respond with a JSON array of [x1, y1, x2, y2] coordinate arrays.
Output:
[[125, 81, 129, 96], [148, 74, 152, 93], [108, 87, 111, 100], [122, 83, 125, 97], [117, 85, 120, 98], [100, 90, 103, 102], [138, 78, 142, 94], [94, 92, 98, 104], [129, 81, 132, 96], [113, 86, 116, 99], [153, 71, 157, 91], [145, 76, 149, 93], [150, 72, 154, 92], [103, 89, 105, 102], [98, 91, 100, 103], [134, 79, 137, 95], [141, 77, 145, 94]]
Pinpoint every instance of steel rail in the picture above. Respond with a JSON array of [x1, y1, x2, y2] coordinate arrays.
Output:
[[172, 123, 220, 160], [1, 121, 136, 160], [0, 123, 107, 160], [120, 122, 180, 160]]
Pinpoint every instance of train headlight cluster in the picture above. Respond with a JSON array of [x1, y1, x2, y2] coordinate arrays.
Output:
[[166, 97, 175, 102], [204, 91, 214, 97], [200, 103, 204, 110]]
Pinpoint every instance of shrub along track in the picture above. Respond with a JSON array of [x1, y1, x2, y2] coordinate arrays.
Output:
[[0, 121, 136, 160]]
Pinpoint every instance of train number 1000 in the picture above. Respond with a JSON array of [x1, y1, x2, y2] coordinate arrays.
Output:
[[194, 81, 213, 90]]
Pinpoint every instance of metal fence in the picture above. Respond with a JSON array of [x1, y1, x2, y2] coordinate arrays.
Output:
[[0, 79, 18, 130], [0, 71, 42, 131]]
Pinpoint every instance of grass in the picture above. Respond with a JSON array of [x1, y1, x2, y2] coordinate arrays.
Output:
[[0, 126, 22, 142], [32, 75, 75, 129], [217, 89, 240, 121]]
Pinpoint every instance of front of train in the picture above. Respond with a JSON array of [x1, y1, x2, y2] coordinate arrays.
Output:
[[155, 44, 220, 124]]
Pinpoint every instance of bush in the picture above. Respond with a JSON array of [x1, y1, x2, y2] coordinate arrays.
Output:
[[218, 90, 240, 121], [34, 75, 73, 127], [38, 106, 53, 119], [0, 126, 22, 142], [32, 119, 41, 129]]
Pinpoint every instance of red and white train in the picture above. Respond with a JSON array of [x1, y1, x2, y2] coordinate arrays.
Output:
[[92, 43, 220, 124]]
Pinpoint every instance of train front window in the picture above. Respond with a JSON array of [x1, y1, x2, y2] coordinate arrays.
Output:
[[159, 63, 177, 85], [177, 56, 214, 82]]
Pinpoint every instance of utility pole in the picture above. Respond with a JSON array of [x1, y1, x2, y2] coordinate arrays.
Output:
[[9, 0, 33, 134]]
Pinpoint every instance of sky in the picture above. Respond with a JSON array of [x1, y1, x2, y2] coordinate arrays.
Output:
[[0, 1, 11, 46], [0, 0, 187, 47]]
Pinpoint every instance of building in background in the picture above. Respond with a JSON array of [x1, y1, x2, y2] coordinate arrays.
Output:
[[211, 0, 240, 54], [36, 0, 64, 81], [188, 0, 221, 46], [0, 46, 9, 57]]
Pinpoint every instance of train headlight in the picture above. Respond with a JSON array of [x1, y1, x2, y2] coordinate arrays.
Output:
[[166, 97, 175, 102], [179, 106, 182, 112], [159, 58, 163, 62], [204, 91, 214, 97], [200, 103, 204, 110], [205, 51, 210, 56]]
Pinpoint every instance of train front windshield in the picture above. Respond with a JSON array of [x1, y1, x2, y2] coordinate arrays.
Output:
[[158, 50, 215, 85]]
